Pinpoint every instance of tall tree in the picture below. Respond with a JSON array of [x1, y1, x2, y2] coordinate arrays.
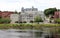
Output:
[[44, 8, 57, 17]]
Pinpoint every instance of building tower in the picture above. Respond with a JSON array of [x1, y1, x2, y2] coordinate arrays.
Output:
[[21, 7, 24, 12]]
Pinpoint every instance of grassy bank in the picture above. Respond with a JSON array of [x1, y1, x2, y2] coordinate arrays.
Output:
[[0, 23, 59, 29]]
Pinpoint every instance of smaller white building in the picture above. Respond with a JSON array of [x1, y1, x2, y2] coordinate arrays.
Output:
[[10, 14, 19, 23]]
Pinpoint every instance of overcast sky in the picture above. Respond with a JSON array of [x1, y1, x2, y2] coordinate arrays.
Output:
[[0, 0, 60, 11]]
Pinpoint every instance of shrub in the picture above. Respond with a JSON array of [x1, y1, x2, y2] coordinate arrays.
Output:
[[30, 20, 33, 23], [15, 21, 19, 23], [23, 21, 26, 23], [54, 18, 60, 24], [0, 18, 11, 24], [34, 16, 43, 24]]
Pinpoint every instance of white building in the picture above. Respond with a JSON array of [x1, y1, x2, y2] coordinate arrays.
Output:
[[10, 14, 19, 23], [19, 7, 45, 23]]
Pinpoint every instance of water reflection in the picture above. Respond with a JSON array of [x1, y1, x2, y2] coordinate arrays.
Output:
[[0, 29, 54, 38], [0, 29, 33, 38]]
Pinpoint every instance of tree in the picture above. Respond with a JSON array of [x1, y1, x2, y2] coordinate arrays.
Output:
[[18, 12, 21, 14], [57, 9, 60, 11], [34, 16, 43, 23], [44, 8, 57, 17], [14, 10, 18, 14]]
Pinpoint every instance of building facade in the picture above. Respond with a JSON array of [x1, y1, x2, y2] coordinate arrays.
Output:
[[10, 14, 19, 23], [53, 11, 60, 18], [0, 11, 14, 18], [19, 7, 45, 23], [21, 6, 38, 12]]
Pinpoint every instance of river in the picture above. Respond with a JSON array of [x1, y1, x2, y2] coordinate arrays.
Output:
[[0, 29, 53, 38]]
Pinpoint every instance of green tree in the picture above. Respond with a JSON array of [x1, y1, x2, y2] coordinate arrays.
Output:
[[44, 8, 57, 17], [34, 16, 43, 23]]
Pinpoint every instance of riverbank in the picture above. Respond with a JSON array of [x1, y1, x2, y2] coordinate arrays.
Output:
[[0, 23, 59, 29], [0, 23, 60, 36]]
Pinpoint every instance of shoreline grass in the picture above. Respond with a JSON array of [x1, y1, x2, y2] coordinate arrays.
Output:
[[0, 23, 59, 29]]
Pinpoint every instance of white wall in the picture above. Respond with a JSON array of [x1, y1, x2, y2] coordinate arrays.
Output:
[[19, 11, 44, 23], [10, 14, 19, 23]]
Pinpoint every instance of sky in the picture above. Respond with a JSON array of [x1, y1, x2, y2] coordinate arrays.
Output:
[[0, 0, 60, 11]]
